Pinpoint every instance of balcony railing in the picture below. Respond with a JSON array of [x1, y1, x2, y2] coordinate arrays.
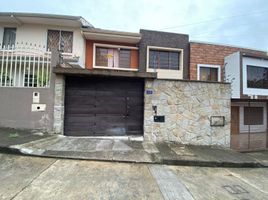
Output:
[[0, 43, 51, 88]]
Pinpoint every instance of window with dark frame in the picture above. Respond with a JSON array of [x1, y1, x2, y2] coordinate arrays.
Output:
[[95, 47, 131, 68], [47, 30, 73, 53], [247, 65, 268, 89], [2, 28, 16, 47], [149, 49, 180, 70], [199, 66, 219, 81], [244, 107, 264, 125]]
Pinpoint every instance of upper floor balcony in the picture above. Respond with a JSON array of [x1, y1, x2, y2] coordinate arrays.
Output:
[[224, 51, 268, 99]]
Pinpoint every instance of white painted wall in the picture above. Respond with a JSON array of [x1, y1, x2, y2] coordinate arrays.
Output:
[[0, 23, 85, 67], [242, 57, 268, 96], [224, 52, 240, 98]]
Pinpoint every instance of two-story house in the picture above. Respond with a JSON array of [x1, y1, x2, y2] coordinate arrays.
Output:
[[54, 29, 230, 147], [189, 41, 268, 151], [53, 28, 190, 137]]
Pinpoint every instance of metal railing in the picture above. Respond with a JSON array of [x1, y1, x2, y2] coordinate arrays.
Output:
[[0, 43, 51, 88]]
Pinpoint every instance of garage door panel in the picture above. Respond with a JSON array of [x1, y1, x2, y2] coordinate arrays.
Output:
[[94, 115, 126, 136], [64, 114, 95, 123], [65, 97, 95, 105], [64, 77, 144, 136], [64, 123, 94, 131], [65, 105, 97, 114], [95, 106, 126, 114]]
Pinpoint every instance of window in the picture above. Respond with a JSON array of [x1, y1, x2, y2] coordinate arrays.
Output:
[[2, 28, 16, 47], [247, 65, 268, 89], [198, 64, 220, 82], [149, 50, 180, 70], [244, 107, 263, 125], [95, 47, 131, 68], [47, 30, 73, 53]]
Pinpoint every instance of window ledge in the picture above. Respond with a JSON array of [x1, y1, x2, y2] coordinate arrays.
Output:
[[93, 66, 138, 71]]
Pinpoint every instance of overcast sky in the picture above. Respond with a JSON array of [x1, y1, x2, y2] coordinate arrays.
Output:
[[1, 0, 268, 51]]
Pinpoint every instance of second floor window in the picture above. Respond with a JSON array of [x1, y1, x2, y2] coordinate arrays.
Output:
[[47, 30, 73, 53], [95, 47, 131, 68], [149, 50, 180, 70], [2, 28, 16, 47], [198, 64, 220, 82], [247, 65, 268, 89]]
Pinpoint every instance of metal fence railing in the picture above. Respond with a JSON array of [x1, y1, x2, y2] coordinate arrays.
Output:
[[0, 43, 51, 88]]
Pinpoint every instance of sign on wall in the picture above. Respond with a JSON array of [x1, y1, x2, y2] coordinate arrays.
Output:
[[210, 116, 225, 127]]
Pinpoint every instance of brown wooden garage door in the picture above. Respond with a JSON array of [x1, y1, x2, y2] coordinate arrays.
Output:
[[64, 76, 144, 136]]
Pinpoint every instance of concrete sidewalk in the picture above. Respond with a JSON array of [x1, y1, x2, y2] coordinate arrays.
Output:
[[0, 128, 267, 167]]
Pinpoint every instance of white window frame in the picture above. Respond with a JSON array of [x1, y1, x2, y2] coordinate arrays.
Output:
[[243, 57, 268, 96], [146, 46, 183, 79], [197, 64, 221, 82], [93, 43, 138, 71]]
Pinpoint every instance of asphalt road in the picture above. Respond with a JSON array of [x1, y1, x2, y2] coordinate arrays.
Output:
[[0, 153, 267, 200]]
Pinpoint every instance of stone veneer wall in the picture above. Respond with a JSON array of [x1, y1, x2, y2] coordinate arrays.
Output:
[[144, 79, 231, 147], [53, 74, 65, 134]]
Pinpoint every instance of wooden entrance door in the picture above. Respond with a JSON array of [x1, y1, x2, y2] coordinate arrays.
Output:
[[231, 106, 240, 149], [231, 106, 240, 135]]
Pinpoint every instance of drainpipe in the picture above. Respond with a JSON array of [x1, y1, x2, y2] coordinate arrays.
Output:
[[248, 101, 251, 150]]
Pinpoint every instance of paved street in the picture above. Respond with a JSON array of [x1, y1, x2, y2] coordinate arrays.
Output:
[[0, 153, 267, 200]]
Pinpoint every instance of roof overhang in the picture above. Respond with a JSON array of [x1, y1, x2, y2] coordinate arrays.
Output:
[[241, 52, 268, 61], [0, 12, 93, 28], [82, 28, 141, 44], [53, 65, 156, 79]]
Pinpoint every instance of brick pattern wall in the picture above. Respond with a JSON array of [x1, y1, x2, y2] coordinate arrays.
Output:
[[189, 42, 267, 80]]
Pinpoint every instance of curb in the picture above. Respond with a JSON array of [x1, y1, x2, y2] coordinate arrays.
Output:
[[161, 159, 264, 168], [0, 145, 266, 168]]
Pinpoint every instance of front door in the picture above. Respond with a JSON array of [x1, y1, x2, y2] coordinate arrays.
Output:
[[231, 106, 240, 149]]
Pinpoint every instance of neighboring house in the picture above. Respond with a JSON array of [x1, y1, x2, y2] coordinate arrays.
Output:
[[189, 41, 268, 151], [53, 29, 230, 147], [0, 12, 92, 130]]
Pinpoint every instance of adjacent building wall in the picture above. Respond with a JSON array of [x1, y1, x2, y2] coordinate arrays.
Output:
[[139, 30, 189, 79], [224, 52, 241, 98], [144, 79, 231, 147], [189, 42, 267, 81], [0, 81, 55, 132], [0, 49, 59, 132]]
